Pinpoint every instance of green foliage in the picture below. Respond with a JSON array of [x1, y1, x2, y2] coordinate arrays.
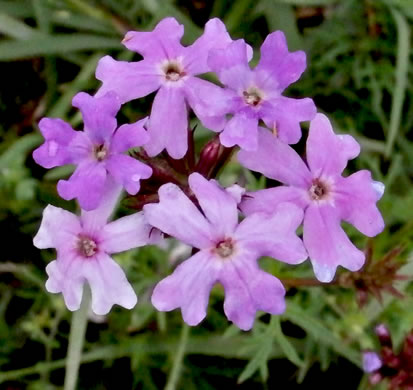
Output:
[[0, 0, 412, 388]]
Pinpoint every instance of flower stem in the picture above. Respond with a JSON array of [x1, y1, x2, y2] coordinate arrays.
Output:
[[63, 286, 91, 390], [164, 323, 190, 390], [281, 278, 337, 287]]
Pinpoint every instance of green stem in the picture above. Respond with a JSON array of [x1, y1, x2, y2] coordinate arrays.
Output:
[[164, 323, 190, 390], [63, 287, 91, 390]]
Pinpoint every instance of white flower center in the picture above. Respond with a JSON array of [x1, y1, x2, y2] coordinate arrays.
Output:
[[77, 236, 97, 257], [309, 179, 329, 201], [243, 87, 263, 106], [94, 144, 108, 162], [215, 238, 234, 258], [162, 60, 186, 82]]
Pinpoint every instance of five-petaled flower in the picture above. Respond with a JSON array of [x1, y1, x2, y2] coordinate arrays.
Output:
[[144, 173, 307, 330], [33, 182, 158, 315], [239, 113, 385, 282], [96, 17, 237, 159], [33, 91, 152, 210], [205, 33, 316, 150]]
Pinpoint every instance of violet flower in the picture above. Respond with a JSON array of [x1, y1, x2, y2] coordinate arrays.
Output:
[[144, 172, 307, 330], [33, 182, 158, 315], [363, 351, 383, 373], [239, 113, 385, 282], [33, 91, 152, 210], [96, 17, 236, 159], [205, 32, 316, 150]]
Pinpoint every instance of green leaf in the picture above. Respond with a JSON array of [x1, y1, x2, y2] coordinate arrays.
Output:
[[238, 340, 272, 383], [385, 7, 410, 157], [273, 316, 304, 367], [273, 0, 338, 4], [0, 133, 42, 170], [0, 12, 42, 39], [284, 303, 361, 366], [0, 34, 121, 61]]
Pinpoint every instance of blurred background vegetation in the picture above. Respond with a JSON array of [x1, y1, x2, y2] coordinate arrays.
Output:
[[0, 0, 413, 388]]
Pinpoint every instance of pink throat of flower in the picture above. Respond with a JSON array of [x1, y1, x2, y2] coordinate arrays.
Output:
[[243, 88, 262, 106], [77, 236, 98, 257], [163, 62, 186, 82], [309, 179, 329, 201], [215, 238, 234, 258], [94, 144, 108, 162]]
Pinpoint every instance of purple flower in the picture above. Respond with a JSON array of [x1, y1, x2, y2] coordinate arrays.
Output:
[[363, 351, 382, 373], [205, 32, 316, 150], [96, 17, 236, 159], [143, 172, 307, 330], [239, 114, 385, 282], [33, 182, 158, 315], [33, 91, 152, 210]]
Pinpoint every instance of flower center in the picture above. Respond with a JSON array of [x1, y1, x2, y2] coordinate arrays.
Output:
[[243, 88, 262, 106], [77, 236, 97, 257], [94, 144, 108, 162], [163, 61, 185, 82], [215, 238, 234, 258], [309, 179, 328, 201]]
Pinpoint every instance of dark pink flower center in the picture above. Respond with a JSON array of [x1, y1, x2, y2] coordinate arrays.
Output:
[[163, 62, 186, 82], [94, 144, 108, 162], [309, 179, 328, 201], [77, 236, 98, 257], [243, 88, 262, 106], [215, 238, 234, 258]]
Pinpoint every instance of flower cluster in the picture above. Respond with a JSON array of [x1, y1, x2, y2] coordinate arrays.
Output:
[[33, 17, 384, 329]]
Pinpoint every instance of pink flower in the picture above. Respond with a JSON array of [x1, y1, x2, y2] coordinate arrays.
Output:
[[96, 17, 236, 159], [204, 33, 316, 150], [33, 91, 152, 210], [33, 183, 157, 315], [144, 173, 307, 330], [239, 113, 385, 282]]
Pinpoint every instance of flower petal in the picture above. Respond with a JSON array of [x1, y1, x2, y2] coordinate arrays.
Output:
[[106, 154, 152, 195], [262, 97, 316, 144], [208, 39, 252, 90], [238, 127, 311, 187], [57, 161, 107, 211], [151, 250, 219, 326], [306, 114, 360, 177], [335, 170, 385, 237], [235, 203, 307, 264], [184, 77, 229, 131], [183, 18, 232, 75], [84, 254, 137, 315], [72, 91, 120, 143], [110, 118, 150, 153], [80, 179, 123, 232], [122, 18, 184, 60], [220, 112, 258, 151], [220, 253, 286, 331], [95, 56, 161, 103], [45, 258, 84, 311], [144, 183, 213, 248], [188, 173, 238, 238], [256, 31, 307, 91], [33, 118, 77, 168], [100, 212, 155, 253], [240, 187, 308, 216], [303, 204, 365, 283], [33, 205, 81, 249], [145, 86, 188, 159]]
